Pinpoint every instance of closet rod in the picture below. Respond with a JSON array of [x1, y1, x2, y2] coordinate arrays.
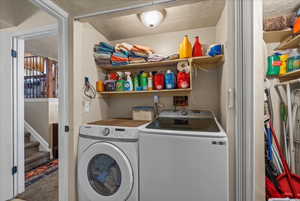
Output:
[[74, 0, 176, 20]]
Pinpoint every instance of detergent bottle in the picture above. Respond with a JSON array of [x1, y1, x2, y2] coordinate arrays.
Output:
[[181, 35, 192, 58], [192, 36, 203, 57], [124, 72, 133, 91], [140, 72, 148, 91], [154, 72, 165, 90], [148, 72, 153, 91], [165, 70, 176, 89], [177, 72, 190, 89], [134, 73, 140, 91]]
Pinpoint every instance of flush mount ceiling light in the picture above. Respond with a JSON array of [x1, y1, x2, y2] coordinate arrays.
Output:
[[138, 10, 166, 28]]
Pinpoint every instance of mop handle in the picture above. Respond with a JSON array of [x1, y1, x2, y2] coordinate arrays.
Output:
[[269, 121, 297, 197]]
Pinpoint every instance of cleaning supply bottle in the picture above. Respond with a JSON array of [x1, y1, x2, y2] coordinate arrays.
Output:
[[154, 72, 165, 90], [165, 70, 176, 89], [148, 72, 153, 91], [177, 72, 190, 89], [116, 78, 125, 91], [192, 36, 203, 57], [140, 72, 148, 91], [124, 72, 133, 91], [181, 35, 192, 58], [134, 73, 140, 91], [179, 43, 184, 59]]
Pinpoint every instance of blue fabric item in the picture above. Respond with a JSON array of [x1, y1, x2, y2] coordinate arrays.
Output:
[[208, 44, 223, 57], [112, 61, 129, 66], [97, 171, 109, 183], [95, 46, 114, 53], [99, 42, 115, 51], [113, 52, 128, 58]]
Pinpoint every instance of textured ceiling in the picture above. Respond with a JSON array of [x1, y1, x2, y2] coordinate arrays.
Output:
[[263, 0, 300, 18], [0, 0, 38, 29], [25, 35, 58, 59], [83, 0, 225, 40]]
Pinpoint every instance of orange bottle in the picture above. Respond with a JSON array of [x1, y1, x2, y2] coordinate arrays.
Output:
[[192, 36, 203, 57]]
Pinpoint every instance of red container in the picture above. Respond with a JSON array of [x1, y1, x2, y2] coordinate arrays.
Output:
[[192, 36, 203, 57], [154, 73, 165, 90], [177, 72, 190, 89]]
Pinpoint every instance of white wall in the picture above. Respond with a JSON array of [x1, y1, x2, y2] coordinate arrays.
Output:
[[110, 26, 220, 119]]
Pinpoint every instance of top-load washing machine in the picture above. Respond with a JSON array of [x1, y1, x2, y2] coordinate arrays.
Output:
[[78, 119, 148, 201], [138, 110, 228, 201]]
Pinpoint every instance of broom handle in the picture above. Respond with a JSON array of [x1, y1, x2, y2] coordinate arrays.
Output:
[[269, 121, 297, 197]]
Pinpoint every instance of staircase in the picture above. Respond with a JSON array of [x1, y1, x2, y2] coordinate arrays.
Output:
[[25, 132, 50, 172]]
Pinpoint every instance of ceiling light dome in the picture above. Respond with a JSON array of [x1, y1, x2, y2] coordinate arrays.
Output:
[[139, 10, 165, 28]]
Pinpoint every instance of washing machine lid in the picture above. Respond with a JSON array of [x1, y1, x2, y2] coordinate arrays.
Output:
[[78, 142, 133, 201]]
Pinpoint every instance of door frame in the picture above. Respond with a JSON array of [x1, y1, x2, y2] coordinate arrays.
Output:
[[12, 1, 70, 201], [12, 24, 58, 195]]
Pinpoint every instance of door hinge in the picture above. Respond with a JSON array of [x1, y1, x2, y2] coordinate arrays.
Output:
[[11, 49, 17, 58], [12, 166, 18, 175], [64, 125, 69, 132]]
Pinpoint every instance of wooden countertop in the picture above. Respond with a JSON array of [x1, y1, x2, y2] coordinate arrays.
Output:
[[88, 119, 150, 127]]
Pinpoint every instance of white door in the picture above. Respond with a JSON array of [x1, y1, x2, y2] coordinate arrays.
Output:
[[78, 142, 133, 201], [0, 30, 15, 200]]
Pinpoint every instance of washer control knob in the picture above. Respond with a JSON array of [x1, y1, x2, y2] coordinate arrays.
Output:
[[103, 128, 110, 136]]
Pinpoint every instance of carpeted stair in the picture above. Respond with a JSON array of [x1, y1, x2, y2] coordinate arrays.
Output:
[[25, 132, 50, 172]]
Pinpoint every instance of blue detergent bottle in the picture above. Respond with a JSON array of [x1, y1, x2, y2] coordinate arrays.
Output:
[[165, 70, 176, 89]]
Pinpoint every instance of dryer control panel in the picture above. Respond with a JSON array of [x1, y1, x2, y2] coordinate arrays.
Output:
[[80, 125, 139, 140]]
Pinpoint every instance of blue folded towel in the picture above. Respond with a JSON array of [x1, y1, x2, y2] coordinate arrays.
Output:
[[112, 61, 129, 66], [113, 52, 128, 58], [99, 42, 115, 52], [94, 46, 114, 53]]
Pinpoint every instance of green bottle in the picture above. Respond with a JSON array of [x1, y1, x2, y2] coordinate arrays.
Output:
[[116, 79, 125, 91], [134, 74, 139, 91], [140, 72, 148, 91]]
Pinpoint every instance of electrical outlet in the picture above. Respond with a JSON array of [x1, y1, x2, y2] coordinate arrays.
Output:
[[84, 101, 91, 112]]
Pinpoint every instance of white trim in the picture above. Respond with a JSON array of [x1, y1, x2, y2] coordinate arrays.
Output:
[[12, 24, 58, 40], [12, 35, 25, 196], [28, 1, 70, 201], [24, 121, 51, 153], [235, 0, 256, 201], [11, 1, 70, 200], [25, 98, 59, 103]]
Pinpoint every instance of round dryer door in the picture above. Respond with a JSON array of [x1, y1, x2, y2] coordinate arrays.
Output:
[[78, 142, 133, 201]]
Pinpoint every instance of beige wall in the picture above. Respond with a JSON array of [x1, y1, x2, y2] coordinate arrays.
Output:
[[24, 99, 58, 144], [215, 1, 236, 201], [110, 26, 220, 119]]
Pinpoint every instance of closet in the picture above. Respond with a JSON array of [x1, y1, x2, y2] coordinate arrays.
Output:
[[263, 1, 300, 199], [73, 0, 235, 200]]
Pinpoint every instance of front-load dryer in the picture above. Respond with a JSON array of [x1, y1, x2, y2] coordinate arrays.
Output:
[[78, 119, 147, 201]]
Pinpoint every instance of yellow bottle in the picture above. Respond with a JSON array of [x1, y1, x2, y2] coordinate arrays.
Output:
[[181, 35, 192, 58], [179, 43, 184, 59], [280, 54, 289, 75]]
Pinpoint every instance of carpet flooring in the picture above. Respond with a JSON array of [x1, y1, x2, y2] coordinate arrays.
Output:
[[17, 171, 58, 201]]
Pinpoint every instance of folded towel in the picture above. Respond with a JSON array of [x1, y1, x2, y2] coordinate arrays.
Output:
[[115, 43, 133, 52], [133, 44, 154, 55], [99, 42, 115, 51], [148, 54, 166, 62], [112, 61, 129, 66], [94, 46, 114, 53], [129, 57, 146, 62], [113, 52, 128, 59], [111, 55, 129, 62], [131, 51, 148, 58], [94, 52, 111, 60]]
